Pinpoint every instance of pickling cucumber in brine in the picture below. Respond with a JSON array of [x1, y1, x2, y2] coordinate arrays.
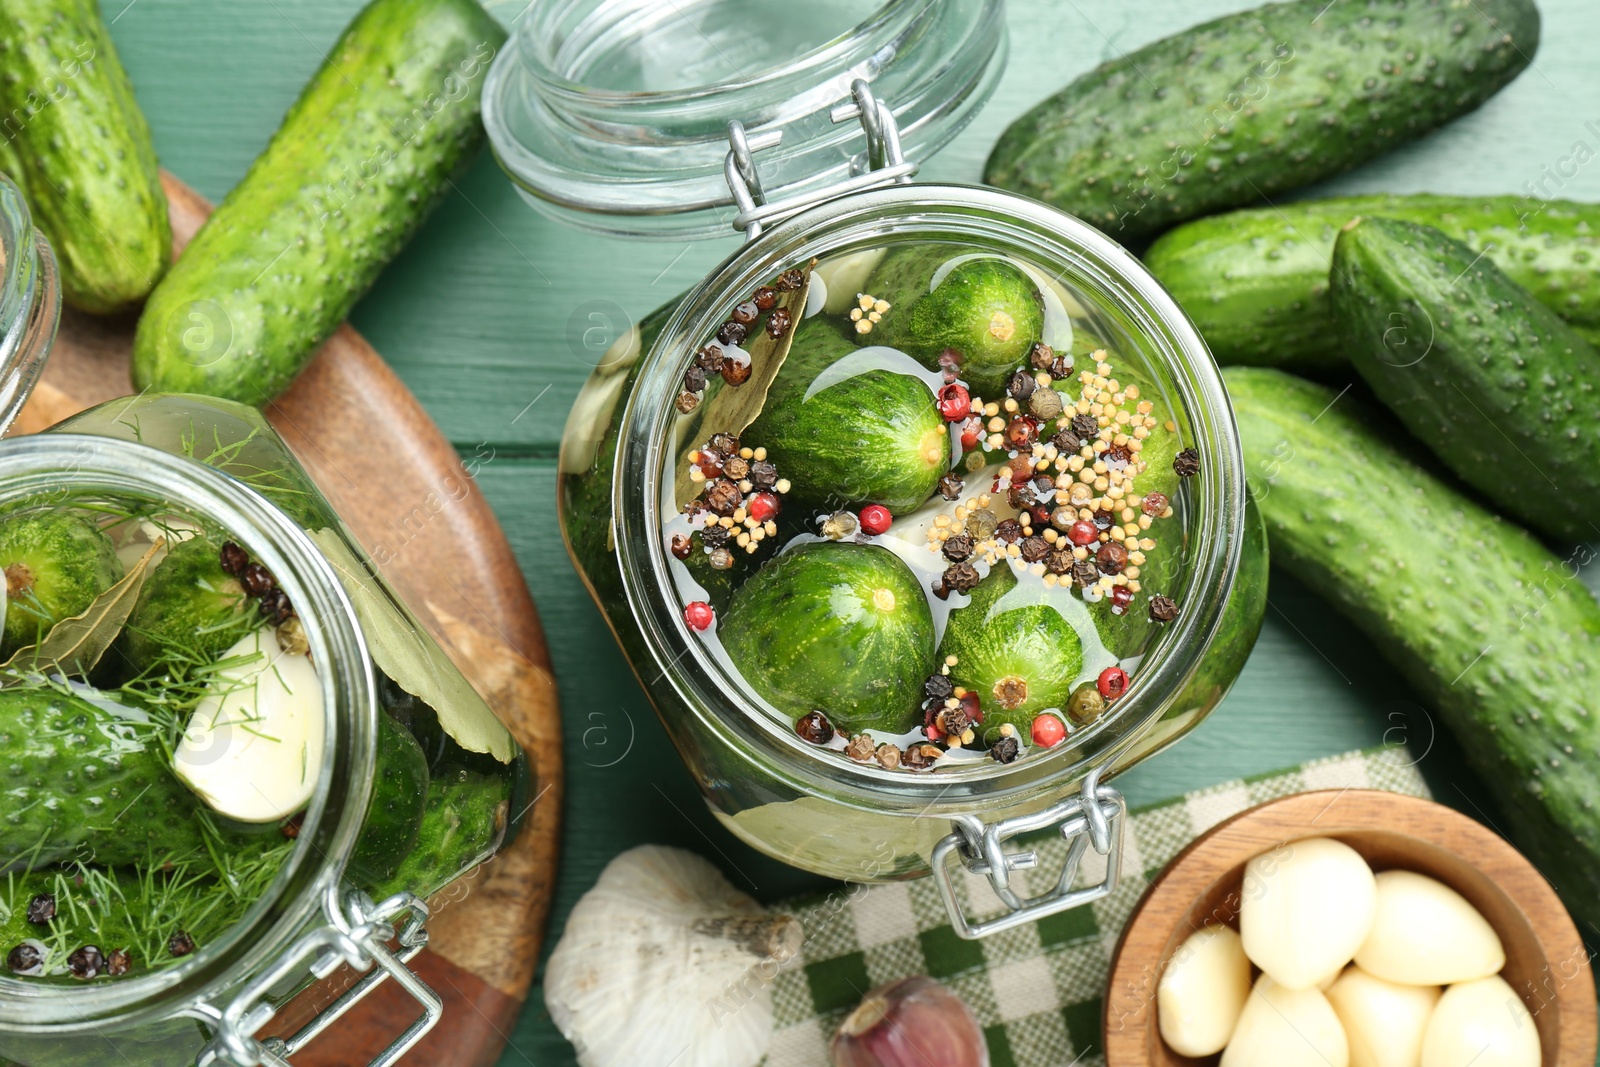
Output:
[[0, 510, 122, 655], [122, 534, 252, 672]]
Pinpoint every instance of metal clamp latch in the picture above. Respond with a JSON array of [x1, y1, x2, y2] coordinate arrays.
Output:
[[195, 888, 441, 1067], [724, 78, 919, 241], [931, 770, 1127, 940]]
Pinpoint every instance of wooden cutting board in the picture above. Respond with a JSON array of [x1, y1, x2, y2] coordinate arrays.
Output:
[[11, 172, 561, 1067]]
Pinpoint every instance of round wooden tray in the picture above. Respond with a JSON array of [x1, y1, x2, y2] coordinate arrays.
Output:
[[10, 173, 561, 1067], [1103, 789, 1597, 1067]]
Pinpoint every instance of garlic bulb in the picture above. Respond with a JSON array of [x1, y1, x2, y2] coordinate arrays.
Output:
[[1355, 870, 1504, 986], [1222, 975, 1349, 1067], [1239, 836, 1376, 990], [831, 976, 988, 1067], [1327, 966, 1439, 1067], [1421, 976, 1540, 1067], [545, 846, 802, 1067], [1158, 925, 1252, 1056]]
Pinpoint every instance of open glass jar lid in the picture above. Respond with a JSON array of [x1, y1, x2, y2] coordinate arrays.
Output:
[[483, 0, 1006, 238]]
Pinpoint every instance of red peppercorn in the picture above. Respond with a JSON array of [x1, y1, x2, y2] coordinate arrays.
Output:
[[859, 505, 892, 536], [1029, 505, 1052, 528], [936, 383, 971, 421], [1004, 417, 1038, 452], [937, 348, 964, 382], [959, 691, 983, 724], [1031, 713, 1066, 748], [753, 286, 777, 311], [684, 601, 714, 631], [1098, 666, 1130, 700], [1141, 491, 1170, 517], [748, 491, 780, 524], [1067, 520, 1098, 546], [1109, 584, 1134, 615]]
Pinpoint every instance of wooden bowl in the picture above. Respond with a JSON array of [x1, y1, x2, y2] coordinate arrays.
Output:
[[1103, 790, 1597, 1066]]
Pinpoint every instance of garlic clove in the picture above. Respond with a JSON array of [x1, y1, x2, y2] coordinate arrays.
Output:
[[1354, 870, 1505, 986], [817, 248, 887, 314], [173, 626, 324, 822], [1221, 975, 1349, 1067], [1327, 965, 1440, 1067], [1239, 836, 1376, 990], [1421, 976, 1540, 1067], [1158, 925, 1252, 1057], [830, 976, 988, 1067], [545, 846, 802, 1067]]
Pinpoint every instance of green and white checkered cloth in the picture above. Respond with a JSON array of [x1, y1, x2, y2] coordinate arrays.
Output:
[[764, 747, 1430, 1067]]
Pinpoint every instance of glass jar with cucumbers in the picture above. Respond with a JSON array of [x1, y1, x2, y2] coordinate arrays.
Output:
[[0, 180, 528, 1067], [493, 0, 1270, 938]]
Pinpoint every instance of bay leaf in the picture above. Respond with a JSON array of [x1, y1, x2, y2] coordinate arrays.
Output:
[[2, 538, 164, 677], [673, 261, 816, 510]]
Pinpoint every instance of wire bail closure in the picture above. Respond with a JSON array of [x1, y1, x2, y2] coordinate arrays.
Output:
[[195, 887, 441, 1067], [723, 79, 918, 242], [931, 769, 1127, 940]]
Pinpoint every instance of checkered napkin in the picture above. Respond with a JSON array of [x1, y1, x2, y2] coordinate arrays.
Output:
[[763, 747, 1430, 1067]]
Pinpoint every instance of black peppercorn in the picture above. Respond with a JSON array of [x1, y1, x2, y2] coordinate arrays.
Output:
[[923, 673, 955, 702], [902, 744, 937, 770], [25, 893, 55, 925], [675, 391, 700, 414], [766, 307, 793, 338], [937, 703, 972, 738], [1007, 369, 1036, 402], [731, 300, 759, 326], [1104, 444, 1132, 470], [240, 562, 275, 597], [753, 286, 777, 310], [990, 735, 1020, 764], [1007, 481, 1037, 510], [219, 541, 248, 576], [716, 320, 749, 347], [696, 344, 727, 373], [1019, 535, 1050, 563], [1073, 559, 1100, 588], [1046, 549, 1075, 575], [748, 460, 778, 489], [942, 534, 975, 563], [1070, 413, 1098, 438], [704, 478, 743, 516], [107, 949, 132, 977], [1096, 541, 1129, 576], [67, 946, 106, 979], [1149, 595, 1180, 622], [721, 355, 752, 386], [775, 268, 805, 291], [942, 562, 981, 594], [1051, 428, 1083, 454], [937, 472, 964, 501], [708, 432, 740, 456], [1029, 342, 1056, 372], [1050, 354, 1074, 379], [683, 365, 707, 393], [168, 931, 196, 958], [1173, 447, 1200, 477], [795, 710, 834, 745], [7, 943, 40, 974], [1092, 508, 1116, 531], [723, 455, 750, 480], [257, 588, 293, 624], [700, 525, 730, 549], [996, 518, 1023, 543], [670, 534, 693, 560]]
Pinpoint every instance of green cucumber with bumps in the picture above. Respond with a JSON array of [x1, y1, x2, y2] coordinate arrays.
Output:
[[720, 542, 934, 736], [0, 0, 170, 312], [374, 767, 509, 900], [348, 711, 430, 885], [0, 686, 207, 870], [0, 510, 122, 656], [1331, 215, 1600, 544], [1227, 366, 1600, 937], [1146, 195, 1600, 371], [862, 247, 1045, 397], [747, 317, 950, 515], [123, 536, 250, 671], [131, 0, 506, 405], [984, 0, 1538, 243]]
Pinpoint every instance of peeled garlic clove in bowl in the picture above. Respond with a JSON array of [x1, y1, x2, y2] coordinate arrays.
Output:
[[1354, 870, 1505, 985], [1239, 836, 1376, 990], [1222, 975, 1349, 1067], [1326, 965, 1439, 1067], [544, 845, 802, 1067], [1158, 925, 1252, 1057], [1421, 975, 1541, 1067]]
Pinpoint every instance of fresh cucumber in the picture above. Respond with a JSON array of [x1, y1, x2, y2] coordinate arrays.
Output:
[[1227, 366, 1600, 937], [984, 0, 1538, 242], [375, 767, 509, 900], [123, 535, 250, 672], [0, 686, 207, 869], [938, 564, 1083, 734], [747, 318, 949, 515], [348, 711, 430, 885], [1331, 216, 1600, 544], [130, 0, 506, 405], [863, 247, 1045, 397], [1145, 195, 1600, 371], [0, 0, 169, 312], [0, 510, 122, 656], [720, 542, 934, 736]]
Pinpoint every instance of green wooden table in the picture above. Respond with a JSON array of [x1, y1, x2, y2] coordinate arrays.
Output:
[[102, 1, 1600, 1062]]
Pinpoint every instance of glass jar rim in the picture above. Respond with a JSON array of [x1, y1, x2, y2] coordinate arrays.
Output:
[[483, 0, 1006, 238], [613, 183, 1248, 810], [0, 435, 377, 1032], [0, 174, 60, 437]]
